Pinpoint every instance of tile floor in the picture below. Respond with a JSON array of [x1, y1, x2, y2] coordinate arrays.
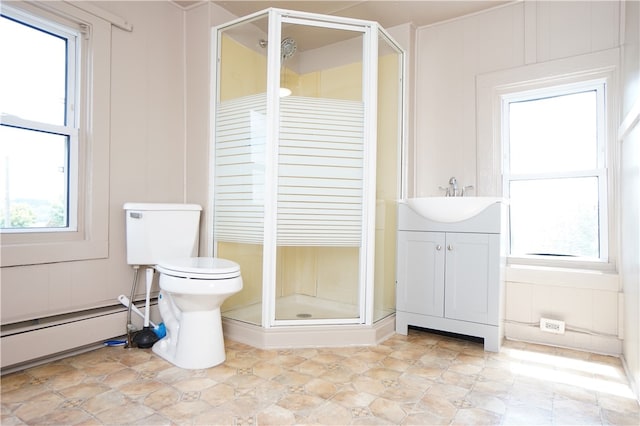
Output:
[[1, 329, 639, 425]]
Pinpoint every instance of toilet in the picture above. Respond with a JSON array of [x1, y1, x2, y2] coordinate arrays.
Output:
[[123, 203, 242, 369]]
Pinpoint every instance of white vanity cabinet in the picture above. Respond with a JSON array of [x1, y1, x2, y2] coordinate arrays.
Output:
[[396, 200, 505, 351]]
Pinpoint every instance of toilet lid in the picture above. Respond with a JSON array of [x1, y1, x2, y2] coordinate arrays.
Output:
[[156, 257, 240, 279]]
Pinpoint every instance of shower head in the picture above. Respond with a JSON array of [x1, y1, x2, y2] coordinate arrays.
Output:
[[259, 37, 297, 62], [281, 37, 296, 60]]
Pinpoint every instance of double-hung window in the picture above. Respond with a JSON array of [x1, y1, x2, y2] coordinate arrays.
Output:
[[502, 81, 608, 264], [0, 1, 111, 267], [1, 7, 79, 232]]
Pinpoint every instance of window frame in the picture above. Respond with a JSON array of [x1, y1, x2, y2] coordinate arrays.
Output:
[[1, 5, 80, 233], [0, 1, 110, 267], [501, 81, 609, 265], [476, 48, 619, 273]]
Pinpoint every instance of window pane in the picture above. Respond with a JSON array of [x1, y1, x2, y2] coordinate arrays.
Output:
[[0, 126, 68, 229], [509, 91, 597, 174], [509, 178, 599, 258], [0, 15, 67, 125]]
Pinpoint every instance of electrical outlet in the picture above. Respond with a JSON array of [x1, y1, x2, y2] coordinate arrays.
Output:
[[540, 318, 565, 334]]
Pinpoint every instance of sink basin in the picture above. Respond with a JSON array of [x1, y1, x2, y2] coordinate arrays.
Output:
[[406, 197, 503, 223]]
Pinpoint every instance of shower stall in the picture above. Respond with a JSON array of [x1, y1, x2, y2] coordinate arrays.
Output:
[[210, 8, 405, 348]]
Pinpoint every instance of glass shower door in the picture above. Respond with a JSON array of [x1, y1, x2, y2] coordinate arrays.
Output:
[[273, 19, 367, 323], [373, 30, 403, 323], [214, 15, 269, 326]]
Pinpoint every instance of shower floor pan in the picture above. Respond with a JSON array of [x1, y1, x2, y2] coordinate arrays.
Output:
[[222, 294, 359, 324]]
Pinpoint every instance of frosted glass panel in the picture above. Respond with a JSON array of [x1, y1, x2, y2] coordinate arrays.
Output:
[[215, 94, 364, 246], [214, 95, 266, 244], [278, 96, 364, 246]]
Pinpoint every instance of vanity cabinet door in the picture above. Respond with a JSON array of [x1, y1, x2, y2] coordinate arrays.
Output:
[[444, 232, 500, 324], [397, 231, 445, 317]]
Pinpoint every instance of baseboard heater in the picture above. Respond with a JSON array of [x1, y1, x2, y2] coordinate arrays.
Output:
[[1, 301, 155, 374]]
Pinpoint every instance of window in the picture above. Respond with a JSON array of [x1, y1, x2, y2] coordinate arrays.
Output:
[[1, 8, 79, 232], [503, 82, 608, 263], [0, 2, 111, 267]]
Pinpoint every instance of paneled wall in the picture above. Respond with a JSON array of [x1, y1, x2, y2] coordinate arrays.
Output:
[[620, 0, 640, 402], [415, 1, 625, 355], [415, 1, 620, 196], [1, 0, 188, 369]]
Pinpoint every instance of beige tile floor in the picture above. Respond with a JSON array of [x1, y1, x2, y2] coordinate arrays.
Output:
[[2, 329, 639, 425]]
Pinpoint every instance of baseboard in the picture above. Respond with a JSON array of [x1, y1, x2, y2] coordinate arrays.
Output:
[[1, 311, 125, 373], [505, 322, 622, 356], [1, 302, 159, 374], [620, 354, 640, 405]]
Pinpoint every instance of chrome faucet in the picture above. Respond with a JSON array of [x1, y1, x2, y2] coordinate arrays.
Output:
[[439, 176, 474, 197], [448, 177, 458, 197]]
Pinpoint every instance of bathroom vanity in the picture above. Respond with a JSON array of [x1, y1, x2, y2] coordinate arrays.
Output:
[[395, 198, 506, 351]]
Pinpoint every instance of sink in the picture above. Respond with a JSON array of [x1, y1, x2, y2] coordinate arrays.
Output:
[[406, 197, 504, 223]]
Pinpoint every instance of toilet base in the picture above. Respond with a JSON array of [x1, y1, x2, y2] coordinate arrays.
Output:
[[152, 308, 226, 369]]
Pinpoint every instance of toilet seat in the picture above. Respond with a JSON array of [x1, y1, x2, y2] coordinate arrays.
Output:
[[156, 257, 241, 280]]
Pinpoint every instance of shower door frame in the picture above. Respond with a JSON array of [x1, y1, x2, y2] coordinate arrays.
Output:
[[210, 8, 404, 330], [264, 10, 376, 328]]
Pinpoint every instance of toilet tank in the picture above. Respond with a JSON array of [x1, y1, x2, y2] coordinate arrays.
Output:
[[124, 203, 203, 266]]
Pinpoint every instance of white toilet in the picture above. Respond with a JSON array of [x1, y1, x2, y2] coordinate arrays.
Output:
[[123, 203, 242, 369]]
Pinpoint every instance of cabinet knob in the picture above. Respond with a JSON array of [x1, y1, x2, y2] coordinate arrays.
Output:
[[436, 245, 442, 251], [447, 244, 453, 251]]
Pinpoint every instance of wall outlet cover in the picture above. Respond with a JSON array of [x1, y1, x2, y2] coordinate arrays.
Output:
[[540, 318, 565, 334]]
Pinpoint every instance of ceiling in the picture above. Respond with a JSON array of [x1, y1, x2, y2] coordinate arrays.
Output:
[[173, 1, 510, 55], [175, 1, 510, 28]]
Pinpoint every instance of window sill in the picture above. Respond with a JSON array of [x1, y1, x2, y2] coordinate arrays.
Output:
[[1, 238, 108, 266], [505, 264, 619, 291]]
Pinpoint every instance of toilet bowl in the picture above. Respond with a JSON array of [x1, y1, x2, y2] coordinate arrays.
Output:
[[152, 257, 242, 369]]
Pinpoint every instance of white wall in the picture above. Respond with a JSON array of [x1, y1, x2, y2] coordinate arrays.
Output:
[[1, 0, 189, 369], [620, 0, 640, 402], [415, 1, 620, 196], [184, 2, 213, 255], [415, 3, 525, 197], [184, 1, 243, 256], [415, 0, 625, 355]]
